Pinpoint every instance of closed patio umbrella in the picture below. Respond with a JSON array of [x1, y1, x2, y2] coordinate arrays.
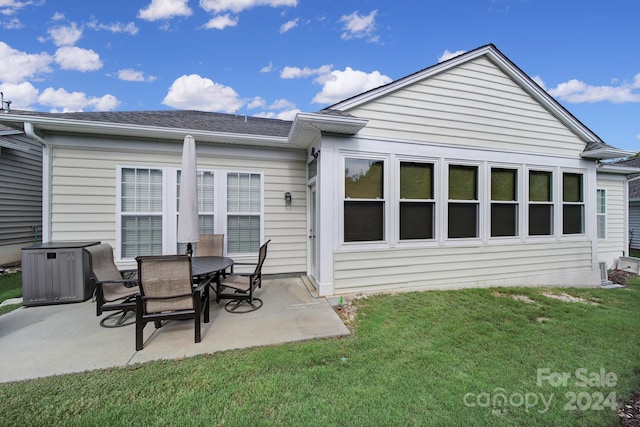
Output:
[[177, 135, 199, 255]]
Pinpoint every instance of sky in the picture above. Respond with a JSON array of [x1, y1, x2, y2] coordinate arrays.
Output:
[[0, 0, 638, 153]]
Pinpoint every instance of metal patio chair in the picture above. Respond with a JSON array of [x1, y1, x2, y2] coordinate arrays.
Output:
[[135, 255, 210, 351], [85, 243, 138, 328], [216, 240, 270, 313]]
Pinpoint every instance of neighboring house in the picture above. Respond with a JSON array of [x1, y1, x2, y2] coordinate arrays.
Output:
[[0, 124, 42, 265], [613, 157, 640, 251], [0, 44, 636, 295]]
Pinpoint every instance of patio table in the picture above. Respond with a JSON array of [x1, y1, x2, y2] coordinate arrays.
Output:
[[191, 256, 234, 279]]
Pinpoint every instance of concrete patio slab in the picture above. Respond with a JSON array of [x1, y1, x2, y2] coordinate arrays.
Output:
[[0, 277, 350, 383]]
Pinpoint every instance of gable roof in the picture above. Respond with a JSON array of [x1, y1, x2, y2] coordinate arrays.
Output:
[[325, 44, 632, 160]]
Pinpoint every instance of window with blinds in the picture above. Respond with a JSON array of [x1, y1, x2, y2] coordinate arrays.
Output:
[[227, 172, 262, 253], [177, 171, 215, 254], [121, 167, 163, 258]]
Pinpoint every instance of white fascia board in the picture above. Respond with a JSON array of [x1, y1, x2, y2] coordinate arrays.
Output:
[[0, 114, 290, 148], [582, 148, 637, 160], [289, 112, 368, 149], [596, 165, 640, 175]]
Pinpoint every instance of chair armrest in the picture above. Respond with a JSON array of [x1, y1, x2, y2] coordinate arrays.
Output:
[[95, 278, 138, 287]]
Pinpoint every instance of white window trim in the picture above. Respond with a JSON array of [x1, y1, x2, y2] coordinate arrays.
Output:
[[116, 165, 263, 261], [525, 166, 557, 240], [487, 163, 523, 243], [444, 160, 483, 245], [395, 156, 440, 246], [597, 188, 607, 240], [340, 152, 390, 249], [561, 169, 587, 237]]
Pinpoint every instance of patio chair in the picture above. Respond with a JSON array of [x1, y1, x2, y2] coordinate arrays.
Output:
[[195, 234, 224, 257], [216, 240, 270, 313], [85, 243, 138, 328], [135, 255, 210, 351], [194, 234, 231, 277]]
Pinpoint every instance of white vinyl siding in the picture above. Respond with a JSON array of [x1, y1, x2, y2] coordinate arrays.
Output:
[[595, 174, 628, 266], [348, 57, 587, 158], [334, 241, 598, 294], [48, 141, 306, 274]]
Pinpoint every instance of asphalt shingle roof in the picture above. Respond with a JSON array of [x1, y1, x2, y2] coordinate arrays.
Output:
[[7, 110, 293, 138]]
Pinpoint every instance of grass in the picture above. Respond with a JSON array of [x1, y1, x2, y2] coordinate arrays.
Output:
[[0, 272, 21, 315], [1, 282, 639, 426], [630, 249, 640, 258]]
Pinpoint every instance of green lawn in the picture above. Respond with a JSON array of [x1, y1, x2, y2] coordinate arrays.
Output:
[[0, 272, 21, 315], [1, 279, 639, 426]]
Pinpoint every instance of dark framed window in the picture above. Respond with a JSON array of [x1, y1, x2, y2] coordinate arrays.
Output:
[[344, 157, 385, 242], [563, 173, 584, 235], [399, 162, 434, 240], [491, 168, 518, 237], [528, 170, 553, 236], [448, 164, 478, 238]]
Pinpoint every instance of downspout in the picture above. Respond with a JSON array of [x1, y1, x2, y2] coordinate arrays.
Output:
[[24, 122, 51, 243]]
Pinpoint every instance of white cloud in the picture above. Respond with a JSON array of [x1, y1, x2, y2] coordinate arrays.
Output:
[[117, 68, 157, 82], [312, 67, 392, 105], [202, 13, 238, 29], [199, 0, 298, 14], [162, 74, 244, 113], [1, 17, 23, 29], [280, 64, 333, 79], [279, 18, 298, 33], [339, 10, 377, 41], [0, 0, 35, 16], [51, 12, 65, 21], [55, 46, 103, 71], [48, 23, 82, 47], [254, 108, 299, 121], [0, 81, 39, 109], [438, 49, 466, 62], [87, 20, 139, 35], [38, 87, 120, 112], [260, 61, 275, 73], [138, 0, 192, 21], [0, 41, 53, 84], [247, 96, 266, 109], [537, 74, 640, 104], [269, 98, 296, 110]]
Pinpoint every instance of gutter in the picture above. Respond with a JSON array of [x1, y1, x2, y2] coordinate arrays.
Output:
[[24, 122, 51, 243]]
